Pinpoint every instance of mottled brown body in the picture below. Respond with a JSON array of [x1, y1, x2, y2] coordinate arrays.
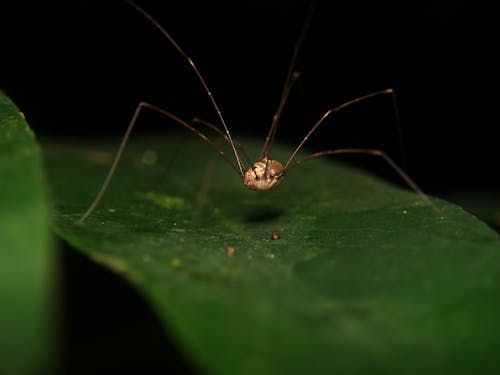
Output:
[[243, 157, 285, 190]]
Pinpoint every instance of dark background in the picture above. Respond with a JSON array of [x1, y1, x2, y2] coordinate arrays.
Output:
[[1, 0, 499, 373], [2, 0, 499, 195]]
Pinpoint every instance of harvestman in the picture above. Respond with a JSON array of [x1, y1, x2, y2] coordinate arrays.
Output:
[[76, 0, 443, 224]]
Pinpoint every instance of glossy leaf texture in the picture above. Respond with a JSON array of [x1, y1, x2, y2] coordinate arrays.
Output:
[[0, 91, 54, 375], [44, 132, 500, 375]]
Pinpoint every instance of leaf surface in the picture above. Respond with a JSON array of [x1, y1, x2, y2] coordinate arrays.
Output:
[[44, 132, 500, 374], [0, 91, 54, 375]]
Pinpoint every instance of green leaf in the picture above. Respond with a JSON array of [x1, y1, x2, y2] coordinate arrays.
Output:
[[44, 132, 499, 374], [0, 91, 55, 375]]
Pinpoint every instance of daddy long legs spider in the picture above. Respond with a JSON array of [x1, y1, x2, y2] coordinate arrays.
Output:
[[76, 0, 444, 225]]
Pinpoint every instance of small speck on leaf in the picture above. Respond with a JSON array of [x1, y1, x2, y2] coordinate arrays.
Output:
[[139, 191, 188, 210], [141, 149, 158, 165], [170, 258, 182, 268], [84, 150, 113, 165]]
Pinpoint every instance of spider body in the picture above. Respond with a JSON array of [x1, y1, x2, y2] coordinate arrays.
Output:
[[243, 158, 285, 191]]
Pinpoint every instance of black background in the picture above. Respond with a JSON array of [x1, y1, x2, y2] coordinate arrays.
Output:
[[1, 0, 499, 373], [2, 0, 499, 194]]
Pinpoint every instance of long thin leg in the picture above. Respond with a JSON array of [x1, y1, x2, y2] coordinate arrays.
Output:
[[124, 0, 245, 176], [259, 0, 316, 159], [260, 71, 301, 158], [286, 147, 445, 219], [76, 101, 241, 224], [284, 88, 395, 169], [191, 117, 252, 168]]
